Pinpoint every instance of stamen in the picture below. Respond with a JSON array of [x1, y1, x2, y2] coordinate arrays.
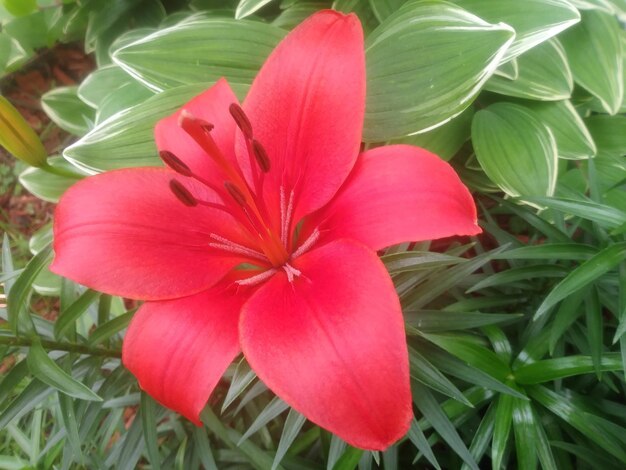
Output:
[[236, 268, 277, 286], [291, 228, 320, 259], [281, 189, 294, 245], [283, 263, 301, 283], [209, 234, 266, 261], [228, 103, 253, 140], [160, 150, 192, 176], [224, 181, 247, 206], [169, 179, 197, 207], [252, 139, 271, 173]]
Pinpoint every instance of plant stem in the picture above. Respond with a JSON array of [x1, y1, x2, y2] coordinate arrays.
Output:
[[0, 335, 121, 358]]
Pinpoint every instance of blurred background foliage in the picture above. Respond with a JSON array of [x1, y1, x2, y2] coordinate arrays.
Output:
[[0, 0, 625, 468]]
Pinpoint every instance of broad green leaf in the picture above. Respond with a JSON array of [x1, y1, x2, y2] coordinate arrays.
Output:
[[569, 0, 615, 12], [394, 107, 474, 161], [41, 86, 95, 136], [0, 32, 28, 73], [485, 39, 573, 100], [7, 245, 51, 334], [535, 242, 626, 320], [455, 0, 580, 61], [363, 0, 514, 141], [19, 156, 83, 203], [528, 385, 626, 463], [412, 382, 478, 470], [77, 65, 136, 108], [405, 310, 521, 331], [560, 10, 624, 114], [584, 115, 626, 158], [236, 0, 275, 18], [272, 409, 306, 470], [332, 0, 379, 34], [492, 393, 514, 470], [515, 354, 623, 384], [512, 397, 538, 470], [96, 81, 155, 124], [64, 84, 206, 173], [112, 18, 285, 92], [1, 0, 36, 16], [472, 103, 558, 198], [369, 0, 406, 22], [527, 100, 596, 160], [27, 340, 101, 401], [273, 2, 328, 29]]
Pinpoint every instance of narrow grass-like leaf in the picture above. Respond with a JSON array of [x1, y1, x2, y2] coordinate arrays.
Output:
[[88, 310, 134, 346], [383, 251, 465, 274], [26, 339, 101, 401], [7, 245, 51, 334], [272, 409, 306, 470], [492, 243, 597, 261], [54, 289, 100, 340], [412, 381, 478, 470], [521, 197, 626, 228], [461, 402, 495, 470], [514, 354, 623, 384], [405, 310, 521, 331], [468, 264, 569, 293], [332, 446, 363, 470], [192, 427, 218, 470], [407, 418, 441, 470], [472, 103, 558, 198], [0, 379, 54, 429], [492, 393, 514, 470], [585, 288, 604, 378], [59, 392, 83, 462], [140, 392, 161, 470], [238, 396, 289, 444], [409, 348, 472, 406], [222, 357, 256, 412], [535, 242, 626, 320], [364, 0, 514, 141], [512, 397, 538, 470], [549, 289, 586, 353]]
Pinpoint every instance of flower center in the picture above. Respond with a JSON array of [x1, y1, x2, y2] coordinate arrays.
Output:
[[162, 103, 319, 281]]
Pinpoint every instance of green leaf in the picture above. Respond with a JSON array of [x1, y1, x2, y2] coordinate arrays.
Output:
[[511, 397, 538, 470], [383, 251, 465, 274], [461, 403, 495, 470], [394, 106, 474, 161], [472, 103, 558, 198], [515, 354, 623, 384], [19, 156, 83, 203], [64, 84, 206, 172], [492, 243, 597, 261], [1, 0, 36, 16], [235, 0, 275, 18], [7, 245, 52, 335], [521, 196, 626, 229], [584, 115, 626, 158], [526, 100, 596, 160], [58, 392, 83, 462], [26, 340, 102, 401], [140, 392, 161, 470], [528, 385, 626, 463], [536, 242, 626, 320], [192, 427, 218, 470], [273, 3, 328, 29], [467, 264, 569, 292], [0, 379, 54, 429], [41, 86, 95, 136], [272, 409, 306, 470], [560, 10, 624, 114], [332, 446, 363, 470], [455, 0, 580, 61], [88, 310, 134, 346], [485, 39, 573, 100], [411, 381, 478, 470], [238, 396, 289, 444], [363, 0, 514, 141], [222, 357, 256, 412], [77, 64, 137, 108], [405, 310, 521, 331], [95, 81, 155, 124], [492, 393, 514, 470], [407, 418, 441, 470], [112, 18, 285, 92], [54, 289, 100, 340]]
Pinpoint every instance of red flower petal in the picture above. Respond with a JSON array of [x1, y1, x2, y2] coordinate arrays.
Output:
[[51, 168, 246, 300], [241, 10, 365, 226], [240, 239, 412, 450], [155, 78, 239, 184], [122, 287, 243, 424], [305, 145, 481, 251]]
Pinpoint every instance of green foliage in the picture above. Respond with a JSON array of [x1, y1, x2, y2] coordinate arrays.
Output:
[[1, 0, 625, 468]]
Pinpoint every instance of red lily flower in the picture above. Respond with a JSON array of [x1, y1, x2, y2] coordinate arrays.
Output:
[[51, 11, 480, 450]]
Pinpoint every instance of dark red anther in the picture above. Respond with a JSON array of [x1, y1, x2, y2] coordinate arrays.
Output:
[[160, 150, 192, 177], [169, 179, 197, 207], [229, 103, 253, 140], [224, 181, 247, 206], [252, 139, 271, 173], [199, 121, 214, 133]]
